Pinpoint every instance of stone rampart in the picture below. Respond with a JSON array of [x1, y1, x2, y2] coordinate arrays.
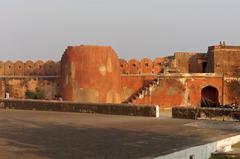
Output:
[[0, 60, 60, 76], [0, 77, 60, 99], [119, 57, 172, 74]]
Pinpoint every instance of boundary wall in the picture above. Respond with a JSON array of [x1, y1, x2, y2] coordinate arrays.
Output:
[[172, 107, 240, 121], [1, 99, 159, 117]]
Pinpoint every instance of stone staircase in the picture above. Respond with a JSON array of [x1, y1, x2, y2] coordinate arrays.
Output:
[[123, 77, 161, 104]]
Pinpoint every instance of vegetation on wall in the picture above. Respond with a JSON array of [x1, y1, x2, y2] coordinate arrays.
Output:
[[25, 88, 45, 99], [227, 80, 240, 105]]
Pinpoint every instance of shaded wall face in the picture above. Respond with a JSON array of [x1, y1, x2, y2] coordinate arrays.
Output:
[[44, 61, 58, 75], [121, 75, 223, 107], [0, 78, 60, 99], [224, 78, 240, 105], [174, 53, 193, 73], [61, 46, 122, 103], [174, 52, 207, 73], [208, 46, 240, 76]]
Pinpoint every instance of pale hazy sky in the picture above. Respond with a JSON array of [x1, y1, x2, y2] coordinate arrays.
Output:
[[1, 0, 240, 61]]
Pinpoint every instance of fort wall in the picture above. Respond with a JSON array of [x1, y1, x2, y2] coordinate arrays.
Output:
[[0, 44, 239, 107], [224, 77, 240, 105], [119, 57, 173, 74], [0, 60, 60, 76], [121, 74, 223, 108], [0, 77, 60, 99], [174, 52, 207, 73], [0, 60, 60, 100], [208, 45, 240, 76]]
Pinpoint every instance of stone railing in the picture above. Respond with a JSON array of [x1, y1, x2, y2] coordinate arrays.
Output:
[[172, 107, 240, 121], [0, 99, 159, 117]]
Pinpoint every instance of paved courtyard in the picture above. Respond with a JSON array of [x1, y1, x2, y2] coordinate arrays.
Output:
[[0, 109, 239, 159]]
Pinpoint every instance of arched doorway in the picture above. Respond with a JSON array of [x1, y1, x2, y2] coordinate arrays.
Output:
[[201, 86, 219, 107]]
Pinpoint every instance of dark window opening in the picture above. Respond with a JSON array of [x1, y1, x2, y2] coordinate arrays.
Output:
[[189, 155, 195, 159], [145, 63, 149, 67], [202, 62, 207, 73]]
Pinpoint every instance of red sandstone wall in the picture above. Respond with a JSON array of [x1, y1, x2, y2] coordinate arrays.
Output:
[[14, 61, 24, 76], [44, 60, 56, 75], [0, 61, 4, 75], [208, 45, 240, 76], [0, 79, 4, 98], [4, 61, 14, 76], [0, 78, 60, 99], [153, 58, 165, 74], [121, 75, 156, 101], [0, 60, 60, 76], [174, 52, 194, 73], [128, 59, 140, 74], [140, 58, 153, 74], [24, 60, 35, 75], [61, 45, 122, 103], [119, 57, 173, 74], [121, 74, 223, 107], [224, 78, 240, 105], [174, 52, 207, 73], [119, 59, 129, 74], [34, 60, 45, 76]]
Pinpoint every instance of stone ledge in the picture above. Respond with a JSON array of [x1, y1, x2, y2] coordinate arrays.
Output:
[[172, 106, 240, 121], [0, 99, 158, 117]]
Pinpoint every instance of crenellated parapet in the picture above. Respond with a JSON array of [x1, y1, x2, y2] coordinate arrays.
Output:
[[128, 59, 140, 74], [119, 59, 129, 74], [0, 60, 60, 76], [119, 57, 173, 74], [140, 58, 153, 74]]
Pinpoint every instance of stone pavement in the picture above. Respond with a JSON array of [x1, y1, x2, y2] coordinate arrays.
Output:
[[0, 109, 239, 159]]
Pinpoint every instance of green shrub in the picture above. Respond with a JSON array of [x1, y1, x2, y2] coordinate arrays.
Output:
[[25, 90, 36, 99], [35, 88, 45, 99], [25, 88, 45, 99]]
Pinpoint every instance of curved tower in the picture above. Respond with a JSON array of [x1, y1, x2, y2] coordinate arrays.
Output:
[[60, 45, 122, 103]]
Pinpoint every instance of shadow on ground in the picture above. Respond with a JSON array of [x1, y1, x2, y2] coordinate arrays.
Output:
[[0, 118, 219, 159]]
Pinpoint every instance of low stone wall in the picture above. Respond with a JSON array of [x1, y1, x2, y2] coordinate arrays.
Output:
[[172, 107, 198, 119], [0, 99, 158, 117], [172, 107, 240, 121]]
